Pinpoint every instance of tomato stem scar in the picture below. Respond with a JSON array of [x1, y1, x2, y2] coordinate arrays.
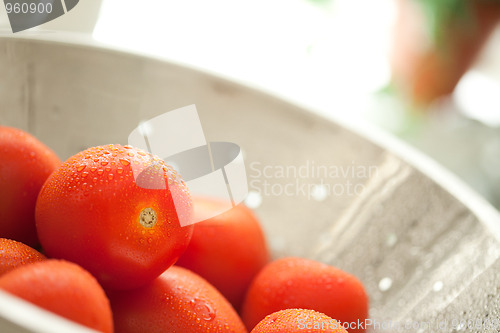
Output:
[[139, 208, 157, 228]]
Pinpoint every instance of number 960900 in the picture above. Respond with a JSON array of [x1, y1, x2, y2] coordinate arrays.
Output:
[[5, 2, 53, 14]]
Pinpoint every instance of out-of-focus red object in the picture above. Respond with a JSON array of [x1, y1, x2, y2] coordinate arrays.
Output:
[[391, 0, 500, 107]]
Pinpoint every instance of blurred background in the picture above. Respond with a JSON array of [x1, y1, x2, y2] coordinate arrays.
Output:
[[2, 0, 500, 209]]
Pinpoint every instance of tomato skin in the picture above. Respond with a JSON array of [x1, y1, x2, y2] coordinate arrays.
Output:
[[0, 238, 46, 276], [241, 257, 368, 333], [0, 126, 61, 246], [109, 265, 248, 333], [0, 259, 113, 333], [251, 309, 348, 333], [35, 144, 193, 290], [177, 197, 270, 311]]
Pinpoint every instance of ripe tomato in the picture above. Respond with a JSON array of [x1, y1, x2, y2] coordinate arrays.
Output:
[[0, 238, 46, 276], [251, 309, 348, 333], [109, 265, 248, 333], [0, 259, 113, 333], [241, 257, 369, 333], [176, 197, 269, 311], [35, 144, 193, 290], [0, 126, 61, 246]]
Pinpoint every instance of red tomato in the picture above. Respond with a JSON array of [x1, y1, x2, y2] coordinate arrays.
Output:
[[241, 257, 369, 333], [0, 126, 60, 246], [109, 265, 248, 333], [0, 238, 46, 276], [251, 309, 348, 333], [35, 144, 193, 290], [177, 197, 270, 311], [0, 259, 113, 333]]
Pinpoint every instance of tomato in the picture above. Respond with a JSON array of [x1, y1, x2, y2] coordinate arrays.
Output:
[[109, 265, 248, 333], [251, 309, 348, 333], [0, 259, 113, 333], [0, 238, 46, 276], [176, 197, 269, 311], [241, 257, 369, 332], [35, 144, 193, 290], [0, 126, 61, 246]]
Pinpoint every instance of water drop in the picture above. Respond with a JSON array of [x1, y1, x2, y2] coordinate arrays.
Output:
[[77, 165, 86, 172], [128, 152, 134, 157], [82, 183, 87, 190], [93, 158, 99, 162], [90, 167, 97, 172], [108, 174, 114, 180], [82, 171, 89, 178], [97, 169, 104, 175], [147, 238, 153, 244], [105, 166, 111, 172], [120, 159, 130, 166], [117, 167, 123, 174], [137, 151, 146, 156], [190, 298, 216, 321], [101, 161, 108, 166]]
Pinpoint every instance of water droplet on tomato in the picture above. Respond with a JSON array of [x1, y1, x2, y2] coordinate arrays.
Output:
[[82, 183, 87, 190], [77, 165, 86, 172], [117, 167, 123, 174], [90, 167, 97, 172], [119, 159, 130, 166], [190, 298, 216, 321], [82, 171, 89, 178], [101, 161, 108, 166], [93, 158, 99, 162], [105, 166, 111, 172], [108, 174, 114, 180], [147, 238, 153, 244], [128, 152, 134, 157]]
